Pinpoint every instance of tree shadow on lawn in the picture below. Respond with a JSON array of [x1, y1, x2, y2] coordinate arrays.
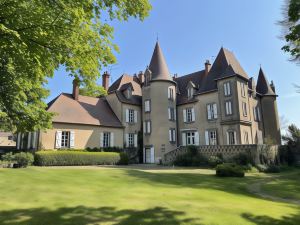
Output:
[[242, 212, 300, 225], [0, 206, 201, 225]]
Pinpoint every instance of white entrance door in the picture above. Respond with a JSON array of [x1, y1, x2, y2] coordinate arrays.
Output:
[[145, 147, 155, 163]]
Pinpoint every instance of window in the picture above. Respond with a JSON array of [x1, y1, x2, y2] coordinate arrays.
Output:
[[225, 101, 233, 115], [128, 133, 134, 147], [244, 131, 249, 144], [227, 131, 236, 145], [241, 83, 246, 97], [145, 100, 150, 112], [168, 107, 176, 121], [169, 129, 176, 142], [61, 131, 70, 148], [186, 132, 195, 145], [187, 88, 194, 98], [184, 108, 195, 123], [103, 132, 111, 147], [168, 87, 174, 101], [224, 82, 231, 96], [253, 106, 261, 122], [126, 109, 137, 123], [206, 130, 217, 145], [129, 109, 134, 123], [144, 121, 151, 134], [207, 103, 218, 120], [242, 102, 247, 117]]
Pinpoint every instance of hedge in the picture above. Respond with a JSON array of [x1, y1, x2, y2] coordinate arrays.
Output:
[[34, 151, 120, 166], [216, 163, 245, 177]]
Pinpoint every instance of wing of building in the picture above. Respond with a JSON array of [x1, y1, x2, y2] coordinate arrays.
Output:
[[17, 42, 281, 163]]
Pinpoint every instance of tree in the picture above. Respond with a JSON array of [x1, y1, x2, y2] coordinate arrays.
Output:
[[79, 83, 107, 97], [280, 0, 300, 62], [0, 0, 151, 132], [281, 124, 300, 165]]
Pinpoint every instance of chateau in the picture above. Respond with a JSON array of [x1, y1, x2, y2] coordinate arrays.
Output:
[[17, 42, 281, 163]]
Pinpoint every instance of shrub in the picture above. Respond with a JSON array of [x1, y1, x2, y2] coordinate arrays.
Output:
[[2, 152, 15, 162], [265, 165, 281, 173], [256, 164, 268, 172], [216, 163, 245, 177], [174, 146, 208, 167], [14, 152, 34, 168], [232, 153, 252, 165], [208, 155, 223, 167], [117, 152, 129, 165], [34, 151, 120, 166]]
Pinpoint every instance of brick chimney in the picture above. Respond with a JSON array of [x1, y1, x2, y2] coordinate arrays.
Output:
[[102, 71, 110, 91], [138, 71, 144, 83], [205, 60, 211, 76], [173, 73, 178, 81], [72, 78, 79, 100]]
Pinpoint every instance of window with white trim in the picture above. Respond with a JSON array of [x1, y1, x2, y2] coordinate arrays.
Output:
[[253, 106, 261, 122], [128, 133, 134, 147], [128, 109, 134, 123], [168, 107, 175, 121], [225, 101, 233, 115], [186, 132, 195, 145], [61, 131, 70, 148], [187, 88, 194, 98], [207, 103, 218, 120], [144, 121, 151, 134], [169, 128, 176, 142], [241, 83, 246, 97], [242, 102, 247, 117], [168, 87, 174, 101], [208, 130, 217, 145], [145, 100, 150, 112], [187, 108, 193, 122], [224, 82, 231, 96], [227, 131, 236, 145], [103, 132, 111, 147]]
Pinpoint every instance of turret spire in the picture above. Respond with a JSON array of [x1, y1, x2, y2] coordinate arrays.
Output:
[[256, 68, 276, 96]]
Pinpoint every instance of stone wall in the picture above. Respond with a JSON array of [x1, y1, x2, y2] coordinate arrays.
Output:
[[163, 145, 280, 165]]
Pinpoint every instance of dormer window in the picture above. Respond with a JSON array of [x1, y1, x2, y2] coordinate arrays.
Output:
[[186, 81, 196, 99], [125, 87, 132, 99], [187, 87, 194, 98]]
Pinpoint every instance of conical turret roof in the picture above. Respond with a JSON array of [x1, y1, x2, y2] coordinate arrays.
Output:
[[256, 68, 276, 96], [148, 42, 172, 81]]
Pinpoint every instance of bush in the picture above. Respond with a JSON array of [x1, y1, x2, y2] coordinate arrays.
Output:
[[117, 152, 129, 165], [256, 164, 268, 172], [14, 152, 34, 168], [256, 164, 281, 173], [232, 153, 252, 165], [2, 152, 15, 162], [174, 146, 208, 167], [216, 163, 245, 177], [34, 151, 120, 166], [208, 155, 223, 167]]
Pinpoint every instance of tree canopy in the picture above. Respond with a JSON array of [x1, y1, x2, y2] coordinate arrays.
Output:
[[0, 0, 151, 132], [280, 0, 300, 62]]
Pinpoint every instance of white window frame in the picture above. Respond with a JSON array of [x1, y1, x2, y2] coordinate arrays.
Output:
[[103, 132, 111, 148], [168, 107, 175, 121], [227, 131, 237, 145], [128, 133, 134, 147], [144, 121, 151, 134], [61, 131, 70, 148], [169, 128, 176, 143], [224, 82, 231, 96], [242, 102, 247, 117], [207, 103, 218, 120], [225, 101, 233, 115], [186, 132, 195, 145], [241, 83, 246, 97], [208, 130, 217, 145], [128, 109, 134, 123], [187, 88, 194, 98], [145, 100, 151, 112], [254, 106, 261, 122], [168, 87, 174, 101], [186, 108, 195, 122]]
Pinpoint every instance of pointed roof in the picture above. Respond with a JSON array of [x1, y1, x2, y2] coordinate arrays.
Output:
[[108, 74, 141, 95], [149, 42, 172, 81], [256, 68, 276, 96]]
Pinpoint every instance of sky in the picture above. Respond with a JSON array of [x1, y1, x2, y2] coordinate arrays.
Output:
[[46, 0, 300, 129]]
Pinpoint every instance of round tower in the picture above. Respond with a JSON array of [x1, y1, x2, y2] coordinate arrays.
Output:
[[142, 42, 177, 163]]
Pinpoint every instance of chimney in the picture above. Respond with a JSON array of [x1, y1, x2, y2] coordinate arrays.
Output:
[[173, 73, 178, 81], [102, 71, 110, 91], [138, 71, 144, 83], [270, 80, 276, 93], [72, 78, 79, 101], [205, 60, 211, 76]]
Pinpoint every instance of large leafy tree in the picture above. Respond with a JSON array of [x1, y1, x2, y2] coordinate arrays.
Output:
[[0, 0, 151, 132], [280, 0, 300, 62]]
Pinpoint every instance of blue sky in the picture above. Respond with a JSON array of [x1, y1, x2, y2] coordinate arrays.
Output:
[[46, 0, 300, 128]]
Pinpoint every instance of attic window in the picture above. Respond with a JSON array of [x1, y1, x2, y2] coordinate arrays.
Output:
[[187, 87, 194, 98], [125, 87, 132, 99]]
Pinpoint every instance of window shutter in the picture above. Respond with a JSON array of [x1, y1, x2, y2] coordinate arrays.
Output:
[[100, 132, 103, 147], [182, 132, 187, 146], [169, 129, 172, 142], [70, 131, 75, 148], [168, 108, 171, 120], [110, 132, 114, 147], [226, 132, 230, 145], [147, 121, 151, 133], [143, 122, 146, 134], [173, 130, 176, 142], [134, 134, 138, 147], [125, 134, 129, 147], [16, 133, 21, 150], [168, 88, 171, 99], [174, 108, 176, 121], [213, 103, 218, 119], [195, 132, 199, 146], [27, 132, 32, 149], [183, 109, 187, 122], [134, 110, 138, 123], [150, 147, 155, 163], [55, 131, 62, 149], [148, 101, 151, 111], [192, 108, 195, 121], [125, 109, 129, 123], [32, 132, 37, 149], [233, 131, 237, 145], [224, 83, 227, 96], [257, 107, 261, 121], [205, 131, 209, 145], [207, 105, 212, 120], [228, 82, 231, 95]]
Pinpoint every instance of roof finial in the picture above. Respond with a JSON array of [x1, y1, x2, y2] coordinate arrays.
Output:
[[156, 32, 159, 42]]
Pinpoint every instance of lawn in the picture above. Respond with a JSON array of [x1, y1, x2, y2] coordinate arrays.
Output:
[[0, 166, 299, 225]]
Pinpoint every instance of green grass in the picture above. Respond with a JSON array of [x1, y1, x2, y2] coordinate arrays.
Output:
[[0, 166, 299, 225]]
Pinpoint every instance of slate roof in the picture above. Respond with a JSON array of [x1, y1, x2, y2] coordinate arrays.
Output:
[[47, 93, 122, 127], [108, 74, 141, 95], [149, 42, 172, 81], [256, 68, 276, 96]]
